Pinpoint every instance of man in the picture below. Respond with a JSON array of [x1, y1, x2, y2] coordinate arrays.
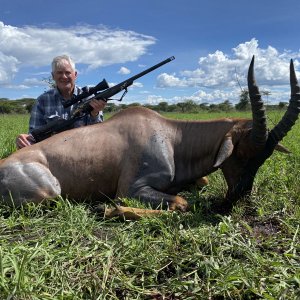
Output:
[[16, 55, 106, 149]]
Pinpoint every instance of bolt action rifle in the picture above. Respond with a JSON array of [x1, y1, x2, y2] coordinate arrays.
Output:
[[31, 56, 175, 142]]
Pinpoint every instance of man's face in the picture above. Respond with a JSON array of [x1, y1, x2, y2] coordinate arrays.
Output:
[[52, 61, 77, 94]]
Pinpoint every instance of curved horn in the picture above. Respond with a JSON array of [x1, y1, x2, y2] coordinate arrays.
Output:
[[227, 58, 300, 203], [269, 59, 300, 143], [247, 56, 268, 146]]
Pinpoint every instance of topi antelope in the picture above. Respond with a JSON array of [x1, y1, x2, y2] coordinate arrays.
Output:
[[0, 56, 299, 218]]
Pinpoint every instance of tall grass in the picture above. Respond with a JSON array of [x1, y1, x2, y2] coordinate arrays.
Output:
[[0, 111, 299, 299], [0, 114, 29, 158]]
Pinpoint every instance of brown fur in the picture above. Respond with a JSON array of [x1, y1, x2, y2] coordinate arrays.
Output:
[[0, 106, 288, 215], [2, 57, 297, 219]]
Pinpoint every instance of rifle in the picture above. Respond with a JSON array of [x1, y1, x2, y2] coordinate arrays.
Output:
[[31, 56, 175, 142]]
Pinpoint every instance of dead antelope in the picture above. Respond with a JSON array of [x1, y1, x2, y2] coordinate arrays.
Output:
[[0, 56, 299, 219]]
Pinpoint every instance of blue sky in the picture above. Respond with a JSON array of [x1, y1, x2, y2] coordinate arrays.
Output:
[[1, 0, 300, 105]]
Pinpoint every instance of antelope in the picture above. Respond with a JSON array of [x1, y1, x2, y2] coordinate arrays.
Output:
[[0, 56, 299, 219]]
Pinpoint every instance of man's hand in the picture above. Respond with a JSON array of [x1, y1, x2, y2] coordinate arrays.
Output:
[[89, 99, 107, 118], [16, 134, 35, 149]]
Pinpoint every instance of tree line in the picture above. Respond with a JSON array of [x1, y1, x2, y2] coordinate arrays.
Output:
[[0, 98, 35, 114], [0, 91, 288, 115]]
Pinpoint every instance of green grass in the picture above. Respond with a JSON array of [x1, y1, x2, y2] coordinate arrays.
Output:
[[0, 111, 300, 299], [0, 114, 29, 158]]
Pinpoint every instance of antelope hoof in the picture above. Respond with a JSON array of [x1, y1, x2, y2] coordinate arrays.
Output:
[[168, 196, 188, 212], [196, 176, 209, 187]]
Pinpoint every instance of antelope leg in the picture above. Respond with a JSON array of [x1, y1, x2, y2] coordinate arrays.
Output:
[[104, 205, 165, 220]]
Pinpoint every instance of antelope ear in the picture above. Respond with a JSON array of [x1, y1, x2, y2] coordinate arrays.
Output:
[[275, 143, 291, 154], [213, 135, 234, 168]]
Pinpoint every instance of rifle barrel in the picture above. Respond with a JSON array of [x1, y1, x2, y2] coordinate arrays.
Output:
[[125, 56, 175, 83], [92, 56, 175, 102]]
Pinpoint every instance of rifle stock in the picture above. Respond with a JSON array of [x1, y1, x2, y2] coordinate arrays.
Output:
[[31, 118, 79, 142]]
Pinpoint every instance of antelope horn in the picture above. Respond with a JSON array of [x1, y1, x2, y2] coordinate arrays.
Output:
[[248, 56, 268, 146], [268, 59, 300, 143], [226, 58, 300, 203]]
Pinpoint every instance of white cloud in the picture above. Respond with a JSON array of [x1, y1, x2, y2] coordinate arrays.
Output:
[[0, 22, 155, 85], [0, 52, 19, 83], [144, 95, 166, 105], [118, 67, 131, 75], [23, 77, 45, 87], [1, 24, 299, 105], [155, 38, 300, 104], [157, 73, 188, 87], [140, 88, 240, 106], [160, 39, 300, 90], [133, 81, 143, 88]]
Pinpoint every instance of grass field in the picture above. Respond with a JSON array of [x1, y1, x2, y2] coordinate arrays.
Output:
[[0, 110, 300, 299]]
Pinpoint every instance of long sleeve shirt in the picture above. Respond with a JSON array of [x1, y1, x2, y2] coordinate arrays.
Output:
[[29, 86, 103, 134]]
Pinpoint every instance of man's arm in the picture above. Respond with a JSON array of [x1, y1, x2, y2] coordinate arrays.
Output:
[[16, 96, 46, 149]]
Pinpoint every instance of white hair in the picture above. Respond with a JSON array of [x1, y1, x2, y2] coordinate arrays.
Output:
[[51, 55, 76, 72]]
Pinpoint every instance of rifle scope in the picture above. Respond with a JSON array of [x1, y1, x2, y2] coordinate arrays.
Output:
[[62, 79, 109, 108]]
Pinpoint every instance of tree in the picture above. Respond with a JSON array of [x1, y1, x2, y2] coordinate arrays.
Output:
[[128, 102, 141, 107], [167, 104, 177, 112], [262, 90, 271, 105], [235, 90, 250, 111], [144, 104, 156, 111], [278, 102, 288, 109], [26, 102, 35, 113], [185, 100, 198, 112], [199, 102, 209, 110], [42, 76, 56, 89], [217, 100, 233, 112], [104, 103, 119, 113], [0, 102, 13, 113], [157, 101, 169, 112], [176, 102, 186, 112], [118, 104, 130, 110]]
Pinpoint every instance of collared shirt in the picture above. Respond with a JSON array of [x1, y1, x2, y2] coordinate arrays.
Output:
[[29, 86, 103, 134]]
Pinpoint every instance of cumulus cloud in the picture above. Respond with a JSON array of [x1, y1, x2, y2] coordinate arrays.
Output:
[[23, 77, 44, 87], [160, 39, 300, 90], [141, 88, 240, 106], [0, 21, 155, 86], [144, 95, 166, 105], [133, 81, 143, 88], [155, 38, 300, 104], [118, 67, 131, 75], [1, 24, 299, 105], [157, 73, 188, 87], [0, 52, 19, 83]]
